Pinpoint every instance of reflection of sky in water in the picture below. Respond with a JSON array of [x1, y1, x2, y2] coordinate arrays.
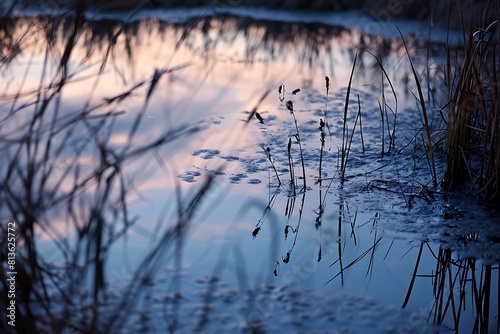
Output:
[[1, 13, 498, 333]]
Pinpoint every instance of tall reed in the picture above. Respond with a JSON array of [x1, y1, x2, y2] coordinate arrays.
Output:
[[442, 2, 499, 202], [398, 29, 438, 186], [340, 52, 357, 182]]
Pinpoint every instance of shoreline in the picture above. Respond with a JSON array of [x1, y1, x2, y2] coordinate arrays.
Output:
[[2, 4, 464, 46]]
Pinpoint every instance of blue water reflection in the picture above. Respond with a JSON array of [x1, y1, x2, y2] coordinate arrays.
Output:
[[0, 8, 498, 333]]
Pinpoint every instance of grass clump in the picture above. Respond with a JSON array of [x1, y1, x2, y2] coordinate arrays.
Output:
[[442, 2, 499, 202]]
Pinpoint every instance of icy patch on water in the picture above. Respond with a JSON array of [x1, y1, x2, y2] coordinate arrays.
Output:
[[247, 178, 262, 184], [179, 84, 500, 262], [220, 155, 240, 162], [178, 168, 226, 183], [228, 173, 249, 184], [192, 149, 221, 160], [178, 170, 202, 183]]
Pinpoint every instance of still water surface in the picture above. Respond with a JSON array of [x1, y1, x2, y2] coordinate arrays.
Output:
[[0, 8, 498, 333]]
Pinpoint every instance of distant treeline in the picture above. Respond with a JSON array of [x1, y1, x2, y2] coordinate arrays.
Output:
[[4, 0, 497, 29]]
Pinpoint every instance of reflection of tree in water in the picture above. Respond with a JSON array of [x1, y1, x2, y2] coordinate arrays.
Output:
[[1, 13, 443, 78], [1, 12, 451, 120]]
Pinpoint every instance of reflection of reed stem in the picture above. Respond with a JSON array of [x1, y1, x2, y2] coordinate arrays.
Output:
[[319, 118, 325, 184], [292, 111, 307, 190], [287, 137, 296, 197], [482, 264, 492, 332], [402, 242, 423, 308], [282, 192, 306, 264], [263, 147, 281, 186]]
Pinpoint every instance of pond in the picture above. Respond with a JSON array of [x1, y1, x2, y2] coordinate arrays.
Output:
[[1, 4, 499, 334]]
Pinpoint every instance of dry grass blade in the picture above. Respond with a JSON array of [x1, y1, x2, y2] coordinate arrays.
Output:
[[58, 0, 84, 78], [341, 96, 362, 178], [245, 88, 273, 124], [103, 174, 218, 333], [365, 49, 398, 151], [398, 27, 437, 186], [341, 51, 357, 181]]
